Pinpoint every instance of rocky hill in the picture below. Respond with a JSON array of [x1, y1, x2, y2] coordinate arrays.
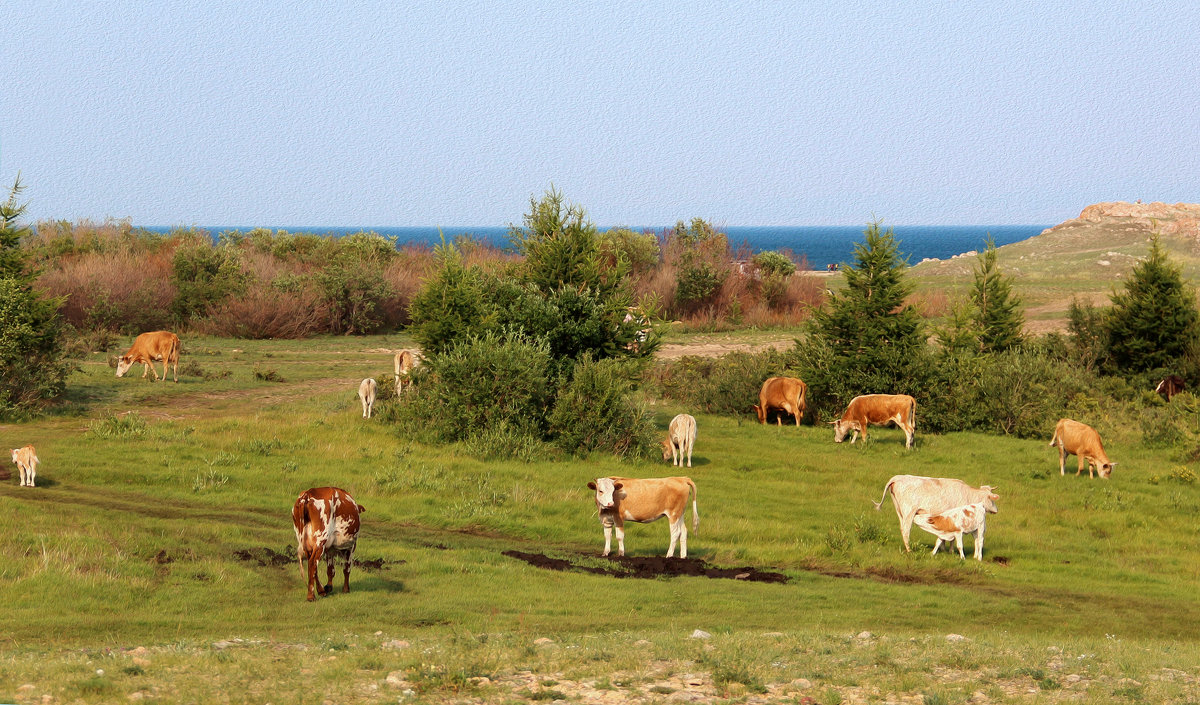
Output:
[[1041, 201, 1200, 239]]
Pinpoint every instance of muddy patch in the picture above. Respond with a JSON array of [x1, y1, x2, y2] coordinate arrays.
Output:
[[502, 550, 788, 583], [232, 547, 404, 571]]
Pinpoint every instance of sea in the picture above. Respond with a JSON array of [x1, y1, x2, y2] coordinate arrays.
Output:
[[143, 224, 1050, 270]]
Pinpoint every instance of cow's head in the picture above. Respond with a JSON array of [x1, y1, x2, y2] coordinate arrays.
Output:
[[587, 478, 622, 509], [660, 440, 674, 461], [979, 486, 1000, 513], [1097, 462, 1116, 479], [751, 404, 765, 424], [831, 419, 857, 443], [115, 356, 134, 378], [10, 448, 18, 463]]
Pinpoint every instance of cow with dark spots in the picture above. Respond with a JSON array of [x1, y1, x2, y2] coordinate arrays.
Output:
[[291, 487, 364, 601], [913, 501, 994, 561]]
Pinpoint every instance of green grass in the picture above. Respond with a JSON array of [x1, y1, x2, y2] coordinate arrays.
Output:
[[2, 334, 1199, 703]]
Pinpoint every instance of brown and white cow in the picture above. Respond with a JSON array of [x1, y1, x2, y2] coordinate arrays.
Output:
[[661, 413, 697, 468], [291, 487, 364, 602], [833, 394, 916, 448], [393, 349, 422, 394], [1049, 418, 1116, 479], [116, 331, 180, 383], [358, 378, 377, 418], [11, 445, 38, 488], [872, 475, 999, 552], [913, 501, 993, 561], [1156, 375, 1186, 401], [587, 476, 699, 558], [752, 376, 807, 426]]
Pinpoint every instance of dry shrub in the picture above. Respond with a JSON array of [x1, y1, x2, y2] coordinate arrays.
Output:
[[379, 247, 438, 326], [198, 282, 328, 338], [36, 249, 175, 332], [908, 289, 952, 318]]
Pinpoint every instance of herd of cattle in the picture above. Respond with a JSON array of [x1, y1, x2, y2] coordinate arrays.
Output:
[[4, 331, 1187, 601]]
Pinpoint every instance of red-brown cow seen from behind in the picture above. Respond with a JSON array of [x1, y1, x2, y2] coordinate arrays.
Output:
[[291, 487, 364, 601], [1049, 418, 1116, 479], [833, 394, 916, 448], [116, 331, 180, 383], [752, 376, 807, 426]]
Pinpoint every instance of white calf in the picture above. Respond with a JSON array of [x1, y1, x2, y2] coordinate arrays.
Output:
[[358, 378, 377, 418], [913, 501, 991, 561]]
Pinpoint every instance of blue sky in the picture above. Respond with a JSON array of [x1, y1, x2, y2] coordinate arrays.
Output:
[[3, 1, 1198, 226]]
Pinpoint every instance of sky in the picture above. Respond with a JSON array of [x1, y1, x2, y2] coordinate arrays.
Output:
[[3, 1, 1198, 227]]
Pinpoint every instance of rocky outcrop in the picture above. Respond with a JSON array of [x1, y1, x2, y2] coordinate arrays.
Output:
[[1043, 201, 1200, 238]]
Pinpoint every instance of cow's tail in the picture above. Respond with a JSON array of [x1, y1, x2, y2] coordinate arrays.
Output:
[[909, 397, 916, 430], [687, 478, 700, 531], [1049, 425, 1061, 448], [872, 478, 897, 511]]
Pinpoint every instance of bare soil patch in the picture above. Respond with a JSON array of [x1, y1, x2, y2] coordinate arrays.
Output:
[[502, 550, 788, 583], [232, 546, 404, 572]]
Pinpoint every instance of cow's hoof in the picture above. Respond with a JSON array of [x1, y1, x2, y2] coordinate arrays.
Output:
[[307, 594, 316, 602]]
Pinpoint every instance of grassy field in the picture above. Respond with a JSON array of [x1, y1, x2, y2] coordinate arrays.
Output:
[[2, 334, 1199, 703]]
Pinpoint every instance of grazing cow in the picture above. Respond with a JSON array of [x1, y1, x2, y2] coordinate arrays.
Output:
[[752, 376, 807, 426], [116, 331, 181, 382], [393, 349, 422, 394], [661, 413, 697, 467], [1156, 375, 1186, 401], [872, 475, 999, 552], [358, 378, 377, 418], [833, 394, 916, 448], [913, 501, 993, 561], [587, 476, 699, 558], [291, 487, 364, 602], [1049, 418, 1116, 479], [10, 445, 38, 487]]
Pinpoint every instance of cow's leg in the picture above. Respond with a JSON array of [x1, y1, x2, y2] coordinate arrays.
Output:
[[342, 549, 354, 593], [899, 510, 916, 552], [903, 422, 914, 449], [1076, 455, 1085, 476], [973, 527, 984, 561], [678, 516, 689, 558], [615, 522, 626, 557], [324, 552, 336, 595], [685, 438, 692, 468], [955, 534, 965, 560], [602, 525, 613, 556], [1059, 447, 1067, 475], [671, 442, 679, 467], [931, 538, 942, 556], [158, 358, 168, 382], [666, 516, 681, 558], [306, 546, 324, 601]]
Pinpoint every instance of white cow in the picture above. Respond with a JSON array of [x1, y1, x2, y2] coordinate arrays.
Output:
[[358, 378, 377, 418], [11, 445, 39, 487], [913, 501, 993, 561], [587, 476, 699, 558], [661, 414, 697, 467], [872, 475, 999, 552], [393, 349, 422, 394]]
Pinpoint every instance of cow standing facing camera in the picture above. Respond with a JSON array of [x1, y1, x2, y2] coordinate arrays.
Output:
[[587, 476, 698, 558]]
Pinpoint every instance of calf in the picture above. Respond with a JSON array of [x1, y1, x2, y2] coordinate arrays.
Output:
[[10, 445, 38, 487], [393, 349, 422, 394], [752, 376, 807, 426], [587, 476, 699, 558], [661, 413, 697, 468], [1049, 418, 1115, 479], [115, 331, 180, 383], [872, 474, 999, 552], [291, 487, 364, 601], [358, 378, 377, 418], [833, 394, 916, 448], [913, 501, 992, 561]]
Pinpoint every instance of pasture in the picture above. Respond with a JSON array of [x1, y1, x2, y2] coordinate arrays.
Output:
[[2, 333, 1199, 703]]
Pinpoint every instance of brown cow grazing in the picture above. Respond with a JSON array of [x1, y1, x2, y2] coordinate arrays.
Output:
[[291, 487, 364, 601], [393, 349, 422, 394], [116, 331, 180, 382], [872, 474, 999, 552], [833, 394, 916, 448], [1156, 375, 1186, 401], [1049, 418, 1116, 479], [661, 413, 697, 468], [11, 445, 39, 487], [587, 476, 699, 558], [752, 376, 807, 426]]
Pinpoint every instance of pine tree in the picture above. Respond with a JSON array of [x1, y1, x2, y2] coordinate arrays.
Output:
[[971, 236, 1024, 353], [1106, 234, 1200, 372]]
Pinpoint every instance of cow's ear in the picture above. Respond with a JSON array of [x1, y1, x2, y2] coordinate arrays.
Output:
[[988, 493, 1000, 500], [613, 483, 623, 490], [587, 482, 597, 490]]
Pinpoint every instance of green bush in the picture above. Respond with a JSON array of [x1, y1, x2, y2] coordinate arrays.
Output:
[[548, 355, 655, 458], [170, 239, 247, 323], [408, 244, 499, 356], [599, 227, 660, 275], [648, 349, 789, 417], [752, 250, 796, 277]]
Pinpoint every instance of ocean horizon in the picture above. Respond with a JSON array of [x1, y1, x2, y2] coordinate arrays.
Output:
[[140, 224, 1050, 269]]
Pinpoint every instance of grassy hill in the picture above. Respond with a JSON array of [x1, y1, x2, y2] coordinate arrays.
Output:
[[2, 335, 1199, 703], [910, 202, 1200, 334]]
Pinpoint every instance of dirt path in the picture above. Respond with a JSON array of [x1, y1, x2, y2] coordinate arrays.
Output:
[[656, 338, 794, 359]]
